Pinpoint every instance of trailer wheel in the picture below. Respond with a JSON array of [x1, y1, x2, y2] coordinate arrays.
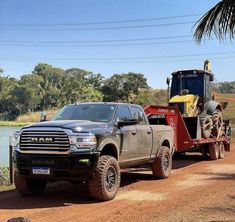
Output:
[[218, 142, 225, 159], [88, 155, 120, 201], [152, 146, 172, 179], [14, 172, 47, 196], [209, 143, 219, 160]]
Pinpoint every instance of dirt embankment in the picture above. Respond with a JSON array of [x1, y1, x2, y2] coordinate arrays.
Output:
[[0, 145, 235, 222]]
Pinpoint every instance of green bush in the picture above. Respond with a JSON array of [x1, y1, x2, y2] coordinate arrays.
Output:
[[0, 166, 10, 186]]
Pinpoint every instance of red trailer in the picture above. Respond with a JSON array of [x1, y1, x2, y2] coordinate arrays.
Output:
[[144, 105, 231, 160]]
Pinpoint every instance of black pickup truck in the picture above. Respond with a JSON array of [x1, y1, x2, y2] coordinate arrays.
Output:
[[12, 102, 174, 201]]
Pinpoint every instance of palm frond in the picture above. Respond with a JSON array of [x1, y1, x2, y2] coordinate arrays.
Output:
[[194, 0, 235, 43]]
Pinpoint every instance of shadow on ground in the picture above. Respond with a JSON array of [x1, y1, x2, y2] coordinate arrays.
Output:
[[0, 153, 209, 210]]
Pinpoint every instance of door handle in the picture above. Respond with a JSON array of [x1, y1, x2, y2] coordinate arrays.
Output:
[[132, 131, 137, 135], [147, 130, 152, 134]]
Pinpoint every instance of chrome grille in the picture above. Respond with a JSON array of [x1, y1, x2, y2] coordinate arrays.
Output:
[[20, 130, 70, 152]]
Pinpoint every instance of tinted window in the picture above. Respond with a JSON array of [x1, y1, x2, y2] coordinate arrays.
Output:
[[116, 106, 132, 121], [130, 106, 146, 124], [52, 104, 116, 122]]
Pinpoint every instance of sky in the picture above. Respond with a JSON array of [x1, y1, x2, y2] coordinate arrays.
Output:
[[0, 0, 235, 88]]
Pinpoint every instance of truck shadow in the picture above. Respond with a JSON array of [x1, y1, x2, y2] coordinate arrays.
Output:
[[0, 153, 208, 210]]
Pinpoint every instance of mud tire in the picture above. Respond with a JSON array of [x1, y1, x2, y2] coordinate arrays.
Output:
[[88, 155, 120, 201], [152, 146, 172, 179], [14, 172, 47, 196]]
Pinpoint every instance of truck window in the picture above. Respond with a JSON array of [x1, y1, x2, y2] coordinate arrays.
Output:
[[116, 106, 132, 121], [130, 106, 147, 124]]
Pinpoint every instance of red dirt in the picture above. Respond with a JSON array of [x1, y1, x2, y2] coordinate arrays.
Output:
[[0, 145, 235, 222]]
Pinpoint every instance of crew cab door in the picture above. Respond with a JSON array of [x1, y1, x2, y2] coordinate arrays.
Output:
[[130, 106, 153, 160], [115, 105, 138, 162]]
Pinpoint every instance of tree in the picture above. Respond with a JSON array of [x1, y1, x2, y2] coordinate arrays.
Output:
[[102, 73, 149, 102], [194, 0, 235, 42]]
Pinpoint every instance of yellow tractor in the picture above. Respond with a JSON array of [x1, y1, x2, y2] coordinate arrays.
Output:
[[167, 60, 226, 139]]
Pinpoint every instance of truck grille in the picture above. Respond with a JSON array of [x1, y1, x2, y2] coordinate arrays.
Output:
[[20, 130, 70, 153]]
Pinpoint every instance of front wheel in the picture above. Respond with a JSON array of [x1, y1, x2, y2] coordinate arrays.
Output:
[[88, 155, 120, 201], [14, 172, 47, 196], [152, 146, 172, 179]]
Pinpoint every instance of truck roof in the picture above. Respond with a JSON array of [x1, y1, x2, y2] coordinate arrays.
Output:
[[71, 102, 142, 107]]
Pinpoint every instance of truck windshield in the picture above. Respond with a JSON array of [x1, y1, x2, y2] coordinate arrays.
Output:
[[52, 104, 116, 122]]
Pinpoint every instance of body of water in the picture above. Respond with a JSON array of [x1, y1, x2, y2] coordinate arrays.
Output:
[[0, 126, 21, 166]]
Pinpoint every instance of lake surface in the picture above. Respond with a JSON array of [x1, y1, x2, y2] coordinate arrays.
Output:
[[0, 126, 21, 166]]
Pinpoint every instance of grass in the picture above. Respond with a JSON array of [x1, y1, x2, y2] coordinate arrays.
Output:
[[0, 121, 32, 127], [0, 167, 15, 192], [16, 109, 58, 123], [215, 93, 235, 123]]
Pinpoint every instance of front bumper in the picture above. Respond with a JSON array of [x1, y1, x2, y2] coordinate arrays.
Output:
[[13, 151, 100, 180]]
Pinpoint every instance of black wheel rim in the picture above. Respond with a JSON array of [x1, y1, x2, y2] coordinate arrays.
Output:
[[105, 167, 116, 192], [163, 155, 170, 172]]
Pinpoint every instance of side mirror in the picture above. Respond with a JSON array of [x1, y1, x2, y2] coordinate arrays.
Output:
[[40, 111, 47, 122], [166, 77, 170, 86], [117, 119, 138, 127]]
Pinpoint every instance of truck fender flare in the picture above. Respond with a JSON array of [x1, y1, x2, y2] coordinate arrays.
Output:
[[204, 100, 222, 115], [98, 139, 120, 160], [155, 137, 173, 157]]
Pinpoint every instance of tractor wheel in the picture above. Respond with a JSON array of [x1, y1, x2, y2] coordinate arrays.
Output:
[[200, 114, 213, 138], [88, 155, 120, 201], [218, 142, 225, 159], [209, 143, 219, 160], [211, 110, 223, 138]]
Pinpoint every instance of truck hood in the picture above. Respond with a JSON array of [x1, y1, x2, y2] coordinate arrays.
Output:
[[23, 120, 109, 132]]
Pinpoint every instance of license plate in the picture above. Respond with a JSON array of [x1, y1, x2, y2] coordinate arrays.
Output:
[[32, 167, 50, 175]]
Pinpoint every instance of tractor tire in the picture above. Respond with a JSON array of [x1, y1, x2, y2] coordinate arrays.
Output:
[[14, 172, 47, 196], [218, 142, 225, 159], [152, 146, 172, 179], [88, 155, 120, 201], [211, 109, 223, 138], [209, 143, 219, 160], [200, 114, 213, 138]]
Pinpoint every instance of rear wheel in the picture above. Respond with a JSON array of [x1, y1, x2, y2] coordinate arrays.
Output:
[[211, 110, 223, 138], [200, 114, 213, 138], [152, 146, 172, 179], [14, 172, 47, 196], [88, 155, 120, 201], [218, 142, 225, 159], [209, 143, 219, 160]]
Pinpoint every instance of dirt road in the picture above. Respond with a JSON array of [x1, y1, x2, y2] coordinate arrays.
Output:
[[0, 145, 235, 222]]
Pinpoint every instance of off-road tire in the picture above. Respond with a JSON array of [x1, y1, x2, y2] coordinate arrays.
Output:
[[14, 172, 47, 196], [200, 114, 213, 138], [209, 143, 219, 160], [211, 109, 223, 138], [218, 142, 225, 159], [152, 146, 172, 179], [88, 155, 120, 201]]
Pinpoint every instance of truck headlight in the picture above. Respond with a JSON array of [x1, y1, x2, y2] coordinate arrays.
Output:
[[12, 131, 20, 147], [68, 133, 97, 149]]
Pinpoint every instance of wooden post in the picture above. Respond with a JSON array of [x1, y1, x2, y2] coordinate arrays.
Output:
[[9, 136, 13, 184]]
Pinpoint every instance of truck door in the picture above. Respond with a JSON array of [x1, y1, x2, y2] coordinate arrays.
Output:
[[130, 106, 152, 160], [115, 105, 138, 162]]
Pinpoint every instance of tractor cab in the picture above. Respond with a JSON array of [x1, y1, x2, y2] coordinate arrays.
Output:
[[168, 69, 214, 117]]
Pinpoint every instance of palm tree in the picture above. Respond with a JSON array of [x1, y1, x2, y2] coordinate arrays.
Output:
[[194, 0, 235, 42]]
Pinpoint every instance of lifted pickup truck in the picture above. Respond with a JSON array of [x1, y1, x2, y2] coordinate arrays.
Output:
[[12, 103, 173, 201]]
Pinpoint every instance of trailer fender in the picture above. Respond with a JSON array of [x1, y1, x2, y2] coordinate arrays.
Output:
[[204, 100, 222, 115]]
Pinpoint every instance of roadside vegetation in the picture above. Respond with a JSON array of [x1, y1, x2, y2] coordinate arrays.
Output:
[[0, 166, 14, 191]]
